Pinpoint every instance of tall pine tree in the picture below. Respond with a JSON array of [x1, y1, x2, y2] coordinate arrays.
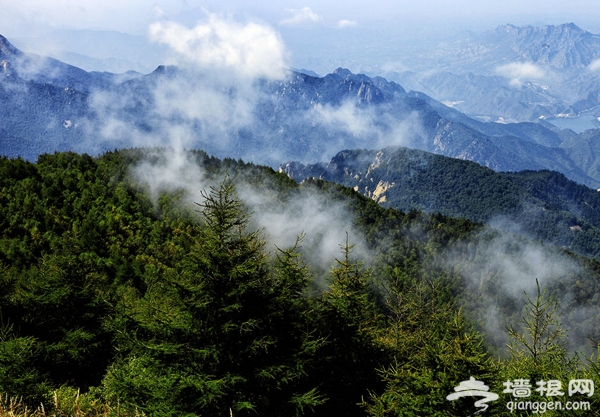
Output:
[[102, 178, 324, 416]]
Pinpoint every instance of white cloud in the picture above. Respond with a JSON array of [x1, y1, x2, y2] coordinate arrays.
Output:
[[128, 147, 370, 277], [495, 62, 547, 87], [335, 19, 357, 29], [148, 15, 287, 79], [279, 7, 322, 26], [444, 223, 583, 353], [131, 147, 209, 209], [240, 184, 369, 273], [588, 59, 600, 71], [381, 61, 409, 73], [312, 101, 375, 138]]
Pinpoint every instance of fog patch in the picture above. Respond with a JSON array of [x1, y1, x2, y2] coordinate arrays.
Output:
[[588, 59, 600, 72], [129, 147, 369, 283], [80, 15, 291, 161], [131, 147, 208, 212], [445, 222, 590, 355], [118, 26, 372, 272], [335, 20, 358, 29], [239, 182, 369, 274], [278, 7, 322, 27], [7, 53, 66, 85], [494, 61, 548, 87], [308, 100, 424, 154]]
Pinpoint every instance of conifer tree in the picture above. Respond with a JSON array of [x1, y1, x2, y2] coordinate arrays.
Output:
[[103, 178, 323, 416], [506, 280, 568, 370], [312, 235, 388, 417], [502, 279, 583, 413], [365, 277, 496, 416]]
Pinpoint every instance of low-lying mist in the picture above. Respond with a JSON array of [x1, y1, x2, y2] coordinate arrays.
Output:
[[73, 14, 600, 360], [446, 221, 600, 357], [130, 147, 370, 285], [69, 14, 425, 169]]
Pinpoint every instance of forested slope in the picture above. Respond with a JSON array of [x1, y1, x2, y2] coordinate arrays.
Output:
[[1, 149, 600, 416], [282, 146, 600, 259]]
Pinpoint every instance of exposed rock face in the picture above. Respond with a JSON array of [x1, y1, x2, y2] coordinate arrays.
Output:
[[280, 145, 600, 259], [1, 60, 10, 76]]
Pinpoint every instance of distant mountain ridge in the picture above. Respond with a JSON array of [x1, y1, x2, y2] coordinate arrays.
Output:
[[386, 23, 600, 123], [0, 34, 20, 57], [445, 23, 600, 71], [3, 33, 600, 188], [10, 29, 167, 74], [281, 146, 600, 258], [0, 34, 126, 92], [483, 23, 600, 69]]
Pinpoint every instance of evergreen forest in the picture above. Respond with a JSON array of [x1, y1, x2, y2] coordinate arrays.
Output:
[[2, 149, 600, 416]]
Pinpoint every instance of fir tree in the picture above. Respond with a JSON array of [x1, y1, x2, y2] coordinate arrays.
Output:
[[103, 178, 324, 416]]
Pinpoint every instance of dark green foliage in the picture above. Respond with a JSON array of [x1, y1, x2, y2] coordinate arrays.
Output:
[[505, 281, 570, 375], [1, 148, 600, 416], [365, 279, 498, 416], [101, 178, 326, 416], [499, 281, 595, 416], [0, 321, 49, 403], [310, 239, 389, 417]]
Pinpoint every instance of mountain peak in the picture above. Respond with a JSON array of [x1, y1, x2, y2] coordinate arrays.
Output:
[[485, 23, 599, 68], [0, 34, 22, 59], [563, 22, 583, 31], [333, 67, 353, 77]]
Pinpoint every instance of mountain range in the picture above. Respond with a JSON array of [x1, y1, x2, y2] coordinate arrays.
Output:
[[5, 32, 600, 189], [380, 23, 600, 124]]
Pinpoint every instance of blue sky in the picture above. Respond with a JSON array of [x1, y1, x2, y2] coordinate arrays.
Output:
[[2, 0, 599, 35], [2, 0, 600, 74]]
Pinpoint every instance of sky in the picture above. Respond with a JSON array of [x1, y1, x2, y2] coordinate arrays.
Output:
[[2, 0, 600, 75], [2, 0, 600, 35]]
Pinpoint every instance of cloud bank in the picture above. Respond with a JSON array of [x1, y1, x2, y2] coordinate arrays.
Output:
[[148, 16, 287, 79], [308, 100, 424, 153], [80, 15, 291, 159], [588, 59, 600, 71], [444, 221, 598, 355], [81, 14, 375, 275], [128, 147, 369, 280]]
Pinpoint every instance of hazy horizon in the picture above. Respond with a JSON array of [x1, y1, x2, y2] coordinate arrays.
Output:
[[2, 1, 600, 75]]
